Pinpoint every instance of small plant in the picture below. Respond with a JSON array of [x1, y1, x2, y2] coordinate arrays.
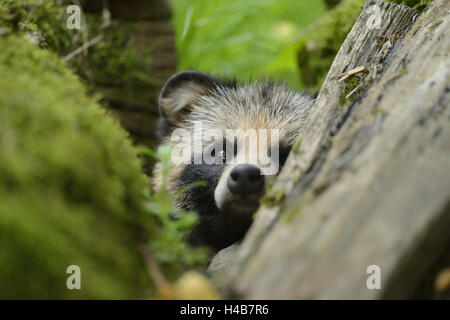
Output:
[[137, 145, 208, 282]]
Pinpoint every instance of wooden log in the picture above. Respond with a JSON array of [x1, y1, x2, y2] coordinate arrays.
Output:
[[212, 0, 450, 299]]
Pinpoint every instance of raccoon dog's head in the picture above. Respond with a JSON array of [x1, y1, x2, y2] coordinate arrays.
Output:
[[154, 71, 313, 251]]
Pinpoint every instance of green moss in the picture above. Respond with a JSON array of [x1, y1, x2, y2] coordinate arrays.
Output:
[[260, 188, 286, 208], [427, 20, 443, 30], [289, 167, 303, 186], [387, 0, 433, 12], [0, 0, 70, 51], [371, 108, 389, 116], [339, 75, 362, 106], [398, 67, 408, 77], [282, 191, 315, 223], [0, 0, 154, 106], [297, 0, 365, 92], [292, 136, 304, 155], [324, 0, 344, 9], [72, 14, 154, 98], [339, 70, 371, 106], [0, 36, 154, 299]]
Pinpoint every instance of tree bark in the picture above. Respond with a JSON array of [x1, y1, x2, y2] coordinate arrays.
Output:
[[209, 0, 450, 299]]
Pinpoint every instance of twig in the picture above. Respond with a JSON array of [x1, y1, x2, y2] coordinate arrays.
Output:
[[138, 243, 169, 290], [63, 0, 112, 62], [63, 34, 103, 62], [345, 83, 363, 100], [338, 66, 368, 82]]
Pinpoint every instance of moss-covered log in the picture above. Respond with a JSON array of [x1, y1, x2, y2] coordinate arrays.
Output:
[[0, 36, 154, 299], [210, 0, 450, 299]]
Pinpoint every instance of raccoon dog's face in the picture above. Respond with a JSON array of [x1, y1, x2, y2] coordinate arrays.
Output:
[[154, 71, 313, 251]]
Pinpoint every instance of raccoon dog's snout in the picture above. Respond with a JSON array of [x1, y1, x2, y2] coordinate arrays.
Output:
[[227, 164, 264, 197]]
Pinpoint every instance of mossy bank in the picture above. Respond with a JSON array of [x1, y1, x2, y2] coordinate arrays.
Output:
[[0, 36, 153, 299]]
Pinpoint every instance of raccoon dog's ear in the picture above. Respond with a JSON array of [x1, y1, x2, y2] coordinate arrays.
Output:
[[158, 71, 222, 137]]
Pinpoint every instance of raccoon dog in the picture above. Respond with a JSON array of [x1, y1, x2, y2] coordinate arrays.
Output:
[[153, 71, 313, 251]]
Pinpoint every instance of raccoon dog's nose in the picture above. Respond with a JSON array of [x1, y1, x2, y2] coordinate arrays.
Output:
[[227, 164, 264, 197]]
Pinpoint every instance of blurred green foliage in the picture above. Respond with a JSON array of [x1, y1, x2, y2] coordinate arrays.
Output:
[[138, 146, 208, 281], [324, 0, 344, 9], [171, 0, 433, 92], [74, 15, 156, 107], [0, 35, 153, 299], [0, 0, 70, 51], [171, 0, 327, 87], [77, 20, 152, 87], [297, 0, 365, 92], [0, 33, 207, 298], [388, 0, 433, 11], [0, 0, 154, 103]]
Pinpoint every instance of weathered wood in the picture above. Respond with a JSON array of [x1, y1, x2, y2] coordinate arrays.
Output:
[[211, 0, 450, 299]]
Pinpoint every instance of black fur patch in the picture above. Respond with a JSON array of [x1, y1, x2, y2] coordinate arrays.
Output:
[[178, 163, 224, 215], [177, 144, 292, 251], [178, 163, 253, 250], [279, 145, 292, 168], [160, 71, 236, 101]]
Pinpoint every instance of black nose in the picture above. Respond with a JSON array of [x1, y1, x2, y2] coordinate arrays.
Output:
[[227, 164, 264, 197]]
